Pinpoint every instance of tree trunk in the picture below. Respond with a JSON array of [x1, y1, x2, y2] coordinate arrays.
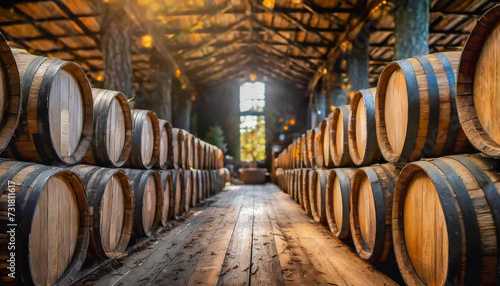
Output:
[[394, 0, 429, 60], [101, 2, 133, 98]]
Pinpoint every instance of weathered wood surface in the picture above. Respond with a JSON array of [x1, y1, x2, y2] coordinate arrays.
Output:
[[90, 184, 396, 286]]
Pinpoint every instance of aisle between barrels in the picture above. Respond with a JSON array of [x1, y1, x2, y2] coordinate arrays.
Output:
[[86, 184, 397, 285]]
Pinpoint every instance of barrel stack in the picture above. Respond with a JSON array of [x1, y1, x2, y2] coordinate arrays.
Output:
[[0, 33, 227, 285], [275, 6, 500, 285]]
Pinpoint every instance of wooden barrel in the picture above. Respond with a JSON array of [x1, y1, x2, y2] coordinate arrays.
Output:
[[297, 169, 303, 206], [160, 170, 174, 224], [314, 128, 324, 168], [69, 165, 134, 258], [320, 117, 334, 167], [309, 169, 329, 224], [125, 110, 160, 169], [123, 169, 162, 237], [306, 129, 316, 168], [81, 89, 132, 167], [330, 106, 353, 167], [197, 170, 204, 202], [348, 88, 382, 166], [375, 52, 469, 163], [211, 148, 217, 170], [217, 148, 224, 169], [193, 138, 200, 169], [202, 170, 209, 199], [155, 119, 173, 169], [199, 141, 205, 170], [172, 169, 185, 217], [0, 160, 90, 285], [350, 163, 399, 263], [325, 168, 356, 239], [300, 134, 307, 168], [393, 154, 500, 285], [204, 144, 211, 170], [191, 170, 198, 207], [172, 128, 185, 169], [182, 132, 194, 170], [457, 6, 500, 158], [0, 33, 21, 154], [4, 53, 93, 166], [294, 169, 300, 203], [301, 169, 312, 214], [183, 170, 193, 212]]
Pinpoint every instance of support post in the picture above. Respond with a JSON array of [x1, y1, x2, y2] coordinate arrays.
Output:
[[101, 2, 133, 97], [347, 24, 371, 91], [394, 0, 429, 59]]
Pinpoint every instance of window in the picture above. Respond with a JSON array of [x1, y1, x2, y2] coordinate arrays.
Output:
[[239, 82, 266, 162]]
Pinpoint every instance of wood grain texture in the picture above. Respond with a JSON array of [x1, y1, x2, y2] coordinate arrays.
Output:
[[331, 106, 353, 167], [457, 6, 500, 157], [325, 168, 356, 240]]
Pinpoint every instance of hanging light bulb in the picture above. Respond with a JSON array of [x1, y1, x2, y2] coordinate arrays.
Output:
[[263, 0, 275, 9], [141, 34, 154, 48], [250, 72, 257, 82], [175, 68, 182, 78]]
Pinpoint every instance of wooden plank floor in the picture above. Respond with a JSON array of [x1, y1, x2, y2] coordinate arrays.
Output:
[[92, 184, 398, 286]]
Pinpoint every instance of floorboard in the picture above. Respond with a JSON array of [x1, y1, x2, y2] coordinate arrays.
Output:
[[90, 184, 398, 286]]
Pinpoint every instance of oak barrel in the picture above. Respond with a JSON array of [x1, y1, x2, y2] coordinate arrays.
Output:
[[172, 128, 185, 169], [376, 52, 469, 163], [193, 138, 200, 169], [301, 169, 312, 214], [204, 144, 211, 170], [309, 169, 330, 224], [393, 155, 500, 285], [0, 160, 89, 285], [81, 88, 132, 167], [457, 6, 500, 158], [172, 169, 185, 217], [183, 170, 193, 212], [325, 168, 356, 240], [155, 119, 173, 170], [348, 88, 382, 166], [306, 129, 316, 168], [350, 163, 399, 263], [5, 53, 93, 166], [0, 33, 21, 154], [319, 117, 334, 167], [159, 170, 173, 225], [69, 165, 134, 258], [198, 141, 205, 170], [123, 169, 162, 237], [125, 110, 160, 169], [330, 106, 353, 167], [182, 132, 194, 170], [191, 170, 198, 207], [197, 170, 204, 202]]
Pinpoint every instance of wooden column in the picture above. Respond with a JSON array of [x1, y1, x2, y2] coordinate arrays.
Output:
[[144, 51, 174, 121], [172, 79, 192, 131], [101, 2, 133, 97], [347, 27, 370, 91], [394, 0, 429, 60]]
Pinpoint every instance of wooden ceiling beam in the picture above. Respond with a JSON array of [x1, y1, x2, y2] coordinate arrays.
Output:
[[52, 0, 101, 46], [0, 13, 99, 26], [159, 6, 360, 16], [160, 25, 345, 34], [197, 57, 252, 83], [272, 9, 333, 45]]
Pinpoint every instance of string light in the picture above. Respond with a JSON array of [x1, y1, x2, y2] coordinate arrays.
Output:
[[289, 118, 296, 125], [97, 74, 104, 82], [141, 34, 154, 48], [283, 125, 289, 131]]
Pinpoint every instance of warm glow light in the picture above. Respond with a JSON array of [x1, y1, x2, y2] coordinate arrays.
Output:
[[97, 74, 103, 82], [250, 72, 257, 82], [330, 105, 335, 111], [164, 0, 175, 4], [289, 118, 296, 125], [150, 2, 160, 11], [278, 118, 284, 123], [283, 125, 289, 131], [292, 0, 302, 3], [263, 0, 275, 9], [137, 0, 151, 5], [322, 68, 328, 75], [191, 95, 196, 101], [141, 34, 154, 48], [175, 68, 182, 78]]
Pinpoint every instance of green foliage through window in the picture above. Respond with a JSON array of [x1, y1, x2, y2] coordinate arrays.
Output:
[[240, 115, 266, 162]]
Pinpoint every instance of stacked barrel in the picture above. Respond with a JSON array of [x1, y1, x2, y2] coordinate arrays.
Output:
[[276, 6, 500, 286], [0, 33, 228, 285]]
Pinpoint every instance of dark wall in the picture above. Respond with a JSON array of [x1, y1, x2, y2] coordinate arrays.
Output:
[[196, 79, 307, 170]]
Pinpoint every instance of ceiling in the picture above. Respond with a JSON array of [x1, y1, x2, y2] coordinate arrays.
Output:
[[0, 0, 497, 92]]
